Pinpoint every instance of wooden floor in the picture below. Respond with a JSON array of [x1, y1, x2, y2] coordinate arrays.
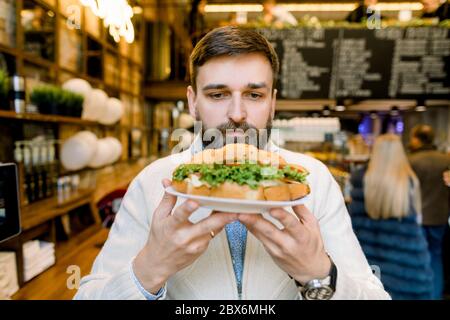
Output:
[[12, 227, 110, 300]]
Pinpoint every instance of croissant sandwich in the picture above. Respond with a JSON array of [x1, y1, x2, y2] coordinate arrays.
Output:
[[171, 144, 310, 201]]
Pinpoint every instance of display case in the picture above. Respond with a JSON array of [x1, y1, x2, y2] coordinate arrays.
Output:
[[58, 18, 83, 73], [86, 36, 102, 80], [120, 58, 131, 92], [0, 1, 150, 291], [23, 61, 56, 95], [104, 50, 120, 88], [119, 93, 132, 127], [21, 0, 56, 62], [84, 5, 101, 39], [130, 65, 141, 96]]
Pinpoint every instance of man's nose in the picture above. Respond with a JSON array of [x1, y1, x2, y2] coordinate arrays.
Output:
[[227, 93, 247, 123]]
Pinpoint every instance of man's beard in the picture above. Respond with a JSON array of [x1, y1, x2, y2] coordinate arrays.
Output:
[[196, 113, 272, 150]]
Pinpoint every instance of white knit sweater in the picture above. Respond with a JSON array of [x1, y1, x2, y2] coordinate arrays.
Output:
[[74, 142, 391, 300]]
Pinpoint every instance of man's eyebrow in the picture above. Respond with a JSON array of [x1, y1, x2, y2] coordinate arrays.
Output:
[[202, 82, 268, 91], [202, 84, 228, 91], [247, 82, 267, 89]]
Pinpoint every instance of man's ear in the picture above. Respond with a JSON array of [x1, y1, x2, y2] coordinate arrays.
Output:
[[270, 89, 277, 119], [187, 85, 197, 118]]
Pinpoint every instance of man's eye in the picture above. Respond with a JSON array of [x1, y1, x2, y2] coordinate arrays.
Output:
[[209, 92, 228, 100], [247, 92, 263, 100]]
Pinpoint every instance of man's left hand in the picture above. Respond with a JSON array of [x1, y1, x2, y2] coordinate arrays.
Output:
[[238, 205, 331, 285]]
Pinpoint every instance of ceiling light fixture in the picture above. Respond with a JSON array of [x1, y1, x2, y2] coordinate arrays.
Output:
[[322, 105, 331, 116], [204, 2, 423, 13], [335, 99, 346, 111], [281, 4, 357, 12], [415, 99, 427, 112], [204, 4, 263, 13], [390, 106, 400, 116], [79, 0, 135, 43]]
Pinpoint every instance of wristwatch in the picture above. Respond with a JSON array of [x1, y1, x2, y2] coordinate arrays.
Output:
[[292, 257, 337, 300]]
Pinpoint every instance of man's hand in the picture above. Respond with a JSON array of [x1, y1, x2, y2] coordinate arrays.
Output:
[[238, 205, 331, 285], [133, 179, 238, 294]]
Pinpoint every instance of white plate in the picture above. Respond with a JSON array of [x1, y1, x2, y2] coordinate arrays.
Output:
[[165, 186, 310, 214]]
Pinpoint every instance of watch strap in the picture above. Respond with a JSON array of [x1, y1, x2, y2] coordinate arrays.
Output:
[[291, 256, 337, 292]]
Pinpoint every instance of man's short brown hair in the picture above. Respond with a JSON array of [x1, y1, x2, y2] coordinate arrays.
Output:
[[189, 26, 280, 92]]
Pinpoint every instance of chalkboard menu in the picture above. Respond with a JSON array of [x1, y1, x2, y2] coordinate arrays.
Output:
[[258, 27, 450, 99]]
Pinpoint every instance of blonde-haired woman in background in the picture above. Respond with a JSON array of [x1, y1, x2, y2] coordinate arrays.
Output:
[[348, 134, 434, 299], [364, 134, 421, 220]]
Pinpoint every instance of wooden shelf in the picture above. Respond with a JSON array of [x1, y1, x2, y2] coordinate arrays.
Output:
[[104, 42, 119, 53], [11, 227, 110, 300], [0, 110, 96, 126], [119, 53, 143, 69], [58, 66, 82, 77], [20, 158, 153, 232], [23, 53, 55, 69], [55, 223, 103, 261], [0, 110, 151, 133], [93, 157, 154, 204], [20, 188, 96, 231], [86, 50, 103, 57], [131, 125, 151, 132], [16, 159, 151, 238], [86, 33, 104, 45], [32, 0, 55, 11], [0, 43, 19, 56]]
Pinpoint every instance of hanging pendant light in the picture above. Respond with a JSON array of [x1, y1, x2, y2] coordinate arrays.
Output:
[[79, 0, 135, 43]]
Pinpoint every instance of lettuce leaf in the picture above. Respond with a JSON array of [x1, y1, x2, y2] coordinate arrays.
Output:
[[172, 163, 308, 189]]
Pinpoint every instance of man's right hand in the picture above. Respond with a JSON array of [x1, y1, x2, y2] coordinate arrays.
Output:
[[133, 179, 238, 295]]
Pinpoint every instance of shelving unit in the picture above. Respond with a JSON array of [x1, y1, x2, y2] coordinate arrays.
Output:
[[0, 0, 149, 128], [0, 0, 152, 165], [0, 0, 152, 289]]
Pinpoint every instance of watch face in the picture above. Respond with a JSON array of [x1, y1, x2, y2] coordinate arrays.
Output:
[[305, 286, 334, 300]]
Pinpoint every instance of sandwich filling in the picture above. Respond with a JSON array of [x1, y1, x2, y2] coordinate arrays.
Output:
[[172, 163, 308, 189]]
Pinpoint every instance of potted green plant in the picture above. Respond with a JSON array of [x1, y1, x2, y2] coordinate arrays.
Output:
[[30, 86, 57, 115], [30, 85, 84, 117], [60, 90, 83, 117]]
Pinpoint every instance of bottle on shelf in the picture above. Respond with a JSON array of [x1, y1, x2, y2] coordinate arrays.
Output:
[[45, 140, 56, 197], [31, 142, 44, 201], [22, 142, 35, 204], [13, 138, 60, 204], [39, 141, 50, 198], [49, 140, 59, 198], [11, 75, 26, 114], [14, 141, 28, 206]]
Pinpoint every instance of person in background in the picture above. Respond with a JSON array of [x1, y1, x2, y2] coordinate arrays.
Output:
[[346, 0, 381, 23], [421, 0, 450, 21], [421, 0, 442, 17], [262, 0, 298, 26], [349, 134, 434, 299], [444, 169, 450, 187], [408, 125, 450, 299]]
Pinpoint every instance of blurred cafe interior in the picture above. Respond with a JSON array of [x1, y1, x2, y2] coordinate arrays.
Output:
[[0, 0, 449, 300]]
